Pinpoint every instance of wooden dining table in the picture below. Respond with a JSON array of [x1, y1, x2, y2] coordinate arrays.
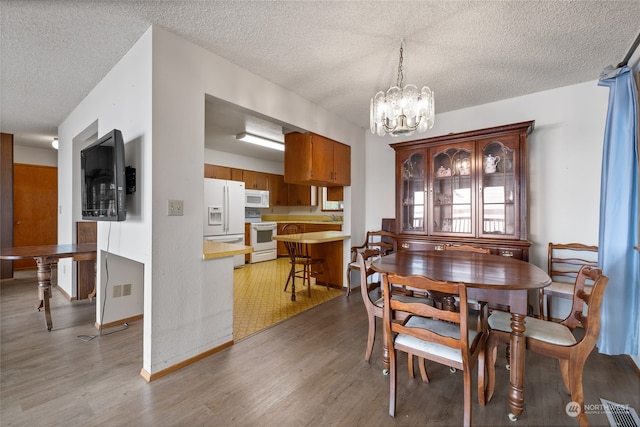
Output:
[[1, 243, 97, 331], [371, 250, 551, 420]]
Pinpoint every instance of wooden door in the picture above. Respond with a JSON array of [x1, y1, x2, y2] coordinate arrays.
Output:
[[13, 164, 57, 269]]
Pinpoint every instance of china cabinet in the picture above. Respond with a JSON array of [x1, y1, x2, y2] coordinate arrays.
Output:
[[390, 121, 534, 260]]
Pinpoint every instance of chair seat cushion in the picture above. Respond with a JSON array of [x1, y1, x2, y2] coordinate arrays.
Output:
[[395, 316, 479, 364], [488, 311, 577, 346]]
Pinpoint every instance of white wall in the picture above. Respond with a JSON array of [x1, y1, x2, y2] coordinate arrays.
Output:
[[57, 29, 152, 322], [147, 26, 362, 373], [13, 145, 57, 166]]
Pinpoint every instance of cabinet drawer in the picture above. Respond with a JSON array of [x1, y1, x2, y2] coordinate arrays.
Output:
[[397, 240, 445, 252]]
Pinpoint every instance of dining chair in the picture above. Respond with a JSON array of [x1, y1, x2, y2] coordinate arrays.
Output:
[[346, 230, 397, 296], [539, 243, 598, 321], [282, 223, 326, 297], [485, 265, 608, 426], [381, 270, 487, 426], [443, 243, 493, 329], [356, 253, 433, 373]]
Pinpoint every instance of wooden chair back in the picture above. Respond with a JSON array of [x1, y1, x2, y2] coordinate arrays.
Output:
[[548, 242, 598, 283], [351, 230, 397, 262], [560, 265, 608, 332]]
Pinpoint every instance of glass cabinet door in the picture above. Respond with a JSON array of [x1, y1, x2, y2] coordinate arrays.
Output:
[[479, 136, 519, 238], [430, 143, 474, 236], [400, 152, 426, 232]]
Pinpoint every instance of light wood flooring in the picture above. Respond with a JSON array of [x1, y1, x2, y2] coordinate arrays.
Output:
[[1, 269, 639, 426]]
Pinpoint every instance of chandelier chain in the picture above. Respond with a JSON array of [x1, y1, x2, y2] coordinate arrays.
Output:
[[396, 42, 404, 87]]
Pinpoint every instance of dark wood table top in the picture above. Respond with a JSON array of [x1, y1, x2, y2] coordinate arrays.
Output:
[[371, 250, 550, 290], [0, 243, 97, 260]]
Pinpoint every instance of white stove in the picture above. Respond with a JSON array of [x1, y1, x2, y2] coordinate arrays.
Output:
[[245, 209, 278, 263]]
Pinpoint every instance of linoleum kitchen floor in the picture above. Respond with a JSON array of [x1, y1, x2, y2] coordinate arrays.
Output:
[[233, 257, 344, 341]]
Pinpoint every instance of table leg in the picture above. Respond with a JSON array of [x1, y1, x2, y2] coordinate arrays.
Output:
[[508, 313, 526, 419], [35, 257, 54, 331]]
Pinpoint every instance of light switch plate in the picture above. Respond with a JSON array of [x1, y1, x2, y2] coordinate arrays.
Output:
[[168, 200, 183, 216]]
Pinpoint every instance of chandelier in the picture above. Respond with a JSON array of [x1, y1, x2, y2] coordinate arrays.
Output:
[[370, 39, 435, 137]]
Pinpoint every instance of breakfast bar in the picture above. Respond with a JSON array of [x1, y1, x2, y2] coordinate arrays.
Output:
[[273, 231, 349, 301]]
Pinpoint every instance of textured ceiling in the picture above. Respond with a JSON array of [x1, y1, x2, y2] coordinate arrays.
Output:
[[2, 0, 640, 156]]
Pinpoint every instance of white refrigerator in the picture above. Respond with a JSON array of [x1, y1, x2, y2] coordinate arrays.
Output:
[[203, 178, 246, 268]]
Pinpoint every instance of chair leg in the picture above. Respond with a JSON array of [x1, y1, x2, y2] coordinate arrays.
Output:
[[305, 264, 312, 297], [364, 313, 376, 362], [408, 354, 415, 379], [418, 357, 430, 383], [389, 349, 397, 417], [463, 368, 472, 427], [284, 263, 294, 292], [478, 347, 486, 406], [346, 266, 352, 296], [538, 290, 545, 320], [485, 334, 499, 404], [559, 358, 571, 394], [568, 356, 589, 427]]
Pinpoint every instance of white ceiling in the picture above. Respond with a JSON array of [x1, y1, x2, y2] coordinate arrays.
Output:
[[2, 1, 640, 162]]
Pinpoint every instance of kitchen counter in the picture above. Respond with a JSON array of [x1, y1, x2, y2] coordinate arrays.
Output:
[[202, 241, 253, 260], [261, 214, 343, 225], [272, 230, 349, 244]]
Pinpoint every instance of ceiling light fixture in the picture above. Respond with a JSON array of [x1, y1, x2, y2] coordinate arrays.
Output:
[[51, 138, 59, 149], [236, 132, 284, 151], [370, 38, 435, 137]]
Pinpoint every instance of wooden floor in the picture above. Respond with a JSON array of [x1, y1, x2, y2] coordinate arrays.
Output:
[[2, 272, 638, 426]]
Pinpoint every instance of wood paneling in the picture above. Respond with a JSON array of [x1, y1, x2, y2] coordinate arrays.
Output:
[[76, 222, 97, 300], [13, 164, 57, 269]]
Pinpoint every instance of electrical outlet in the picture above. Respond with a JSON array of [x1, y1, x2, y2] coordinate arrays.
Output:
[[122, 284, 131, 296], [168, 200, 183, 216], [113, 285, 122, 298]]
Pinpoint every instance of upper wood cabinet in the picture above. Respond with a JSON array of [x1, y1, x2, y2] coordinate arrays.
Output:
[[284, 132, 351, 186], [288, 183, 316, 206], [268, 173, 289, 206], [243, 170, 269, 190], [391, 121, 534, 260], [204, 164, 243, 181]]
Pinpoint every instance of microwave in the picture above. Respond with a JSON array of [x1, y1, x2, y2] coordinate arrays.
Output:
[[245, 189, 270, 208]]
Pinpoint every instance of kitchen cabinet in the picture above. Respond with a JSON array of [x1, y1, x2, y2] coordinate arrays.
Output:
[[390, 121, 534, 260], [287, 183, 317, 206], [268, 174, 289, 206], [204, 164, 243, 181], [284, 132, 351, 186], [326, 186, 343, 201], [243, 170, 269, 190]]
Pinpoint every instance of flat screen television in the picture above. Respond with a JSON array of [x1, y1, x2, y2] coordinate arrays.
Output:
[[81, 129, 126, 221]]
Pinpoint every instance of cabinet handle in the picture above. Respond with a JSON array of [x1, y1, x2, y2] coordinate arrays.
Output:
[[501, 251, 514, 257], [401, 243, 410, 249]]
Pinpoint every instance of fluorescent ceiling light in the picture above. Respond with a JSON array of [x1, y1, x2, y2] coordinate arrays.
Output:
[[236, 132, 284, 151]]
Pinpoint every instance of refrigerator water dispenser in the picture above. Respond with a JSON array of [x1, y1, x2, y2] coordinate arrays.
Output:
[[207, 206, 223, 226]]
